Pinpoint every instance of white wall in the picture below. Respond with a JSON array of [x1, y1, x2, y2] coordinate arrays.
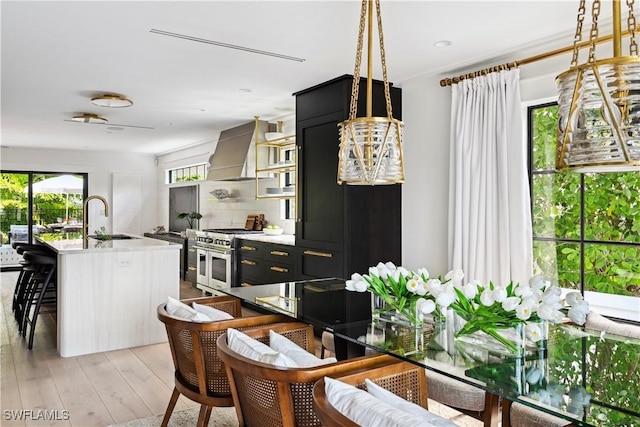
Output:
[[0, 147, 157, 235]]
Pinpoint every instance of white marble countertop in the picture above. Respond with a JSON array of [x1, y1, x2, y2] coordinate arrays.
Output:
[[35, 233, 182, 254], [236, 234, 295, 246]]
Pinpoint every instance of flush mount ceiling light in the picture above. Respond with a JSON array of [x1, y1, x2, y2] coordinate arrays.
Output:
[[556, 0, 640, 172], [90, 93, 133, 108], [337, 0, 405, 185], [71, 113, 108, 124]]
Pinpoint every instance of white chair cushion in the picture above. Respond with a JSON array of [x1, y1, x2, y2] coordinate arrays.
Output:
[[324, 377, 432, 427], [269, 330, 337, 367], [192, 301, 234, 321], [226, 328, 298, 368], [166, 297, 211, 322], [364, 379, 458, 426]]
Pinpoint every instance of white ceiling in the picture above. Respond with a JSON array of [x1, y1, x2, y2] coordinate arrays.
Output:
[[1, 1, 615, 155]]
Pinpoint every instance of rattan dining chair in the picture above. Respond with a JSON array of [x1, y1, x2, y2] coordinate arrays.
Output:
[[217, 321, 397, 427], [157, 295, 289, 427], [312, 360, 431, 427]]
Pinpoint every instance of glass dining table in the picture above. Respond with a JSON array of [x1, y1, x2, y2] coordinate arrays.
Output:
[[221, 278, 640, 427]]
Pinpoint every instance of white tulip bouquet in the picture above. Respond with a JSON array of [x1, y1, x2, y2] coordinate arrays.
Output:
[[345, 261, 466, 325], [450, 275, 590, 354]]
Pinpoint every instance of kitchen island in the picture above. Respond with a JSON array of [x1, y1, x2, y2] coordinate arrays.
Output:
[[36, 233, 181, 357]]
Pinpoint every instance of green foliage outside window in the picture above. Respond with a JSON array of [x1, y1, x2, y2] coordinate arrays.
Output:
[[530, 105, 640, 299]]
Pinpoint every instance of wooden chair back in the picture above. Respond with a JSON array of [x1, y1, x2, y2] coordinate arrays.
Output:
[[217, 322, 396, 427], [312, 361, 429, 427], [157, 296, 288, 426]]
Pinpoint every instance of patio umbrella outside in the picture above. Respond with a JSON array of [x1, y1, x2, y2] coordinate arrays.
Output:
[[26, 175, 84, 221]]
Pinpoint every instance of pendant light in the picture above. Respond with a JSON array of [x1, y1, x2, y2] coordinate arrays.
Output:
[[337, 0, 405, 185], [71, 113, 108, 124], [556, 0, 640, 172]]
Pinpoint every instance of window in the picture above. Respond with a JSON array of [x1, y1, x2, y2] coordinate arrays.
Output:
[[529, 103, 640, 322], [167, 164, 206, 184]]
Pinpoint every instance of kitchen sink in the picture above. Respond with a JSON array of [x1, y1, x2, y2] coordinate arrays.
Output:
[[88, 234, 138, 240]]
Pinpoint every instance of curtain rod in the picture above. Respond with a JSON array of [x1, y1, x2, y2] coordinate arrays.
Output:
[[439, 29, 633, 87]]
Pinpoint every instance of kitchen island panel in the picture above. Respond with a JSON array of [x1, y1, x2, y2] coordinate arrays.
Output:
[[57, 248, 179, 357]]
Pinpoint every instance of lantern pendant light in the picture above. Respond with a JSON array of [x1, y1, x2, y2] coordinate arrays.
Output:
[[556, 0, 640, 172], [337, 0, 405, 185]]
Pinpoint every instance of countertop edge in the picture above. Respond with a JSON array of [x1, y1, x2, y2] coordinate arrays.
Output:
[[36, 234, 182, 254]]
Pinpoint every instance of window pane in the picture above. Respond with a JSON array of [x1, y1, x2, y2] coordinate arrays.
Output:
[[532, 240, 581, 289], [584, 243, 640, 297], [532, 172, 581, 239], [584, 173, 640, 243], [531, 105, 558, 171]]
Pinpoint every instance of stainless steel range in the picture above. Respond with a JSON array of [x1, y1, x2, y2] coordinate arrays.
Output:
[[194, 229, 263, 295]]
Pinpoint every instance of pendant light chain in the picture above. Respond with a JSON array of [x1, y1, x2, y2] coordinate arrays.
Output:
[[348, 0, 369, 121], [587, 0, 601, 63], [374, 0, 394, 119], [628, 0, 638, 55], [570, 0, 588, 68]]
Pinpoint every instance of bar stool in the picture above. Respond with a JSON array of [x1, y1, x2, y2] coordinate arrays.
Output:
[[12, 244, 50, 323], [20, 251, 57, 349]]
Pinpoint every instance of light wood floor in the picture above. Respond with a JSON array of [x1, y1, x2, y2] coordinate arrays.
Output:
[[0, 271, 206, 427]]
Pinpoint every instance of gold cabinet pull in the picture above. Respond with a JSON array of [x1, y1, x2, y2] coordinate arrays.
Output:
[[270, 250, 289, 257], [241, 282, 253, 287], [188, 266, 197, 271], [270, 266, 289, 273], [241, 260, 257, 266], [240, 246, 257, 251], [303, 250, 333, 258]]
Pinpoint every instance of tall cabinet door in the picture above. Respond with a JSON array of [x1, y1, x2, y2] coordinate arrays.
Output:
[[294, 75, 402, 280]]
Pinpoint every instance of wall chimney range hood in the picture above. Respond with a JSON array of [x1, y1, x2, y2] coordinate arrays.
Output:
[[206, 119, 268, 181]]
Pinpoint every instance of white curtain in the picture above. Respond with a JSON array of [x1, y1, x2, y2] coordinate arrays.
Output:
[[447, 69, 533, 286]]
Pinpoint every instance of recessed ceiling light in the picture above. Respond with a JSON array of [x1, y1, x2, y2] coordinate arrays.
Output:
[[91, 93, 133, 108], [239, 88, 252, 93], [71, 113, 108, 124], [433, 40, 452, 48]]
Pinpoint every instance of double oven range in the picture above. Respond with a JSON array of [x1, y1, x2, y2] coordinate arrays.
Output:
[[194, 228, 263, 295]]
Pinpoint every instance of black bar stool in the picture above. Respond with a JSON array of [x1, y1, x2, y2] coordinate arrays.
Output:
[[20, 251, 57, 350], [12, 243, 51, 324]]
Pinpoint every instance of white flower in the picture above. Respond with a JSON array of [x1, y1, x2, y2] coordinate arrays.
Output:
[[461, 282, 478, 299], [425, 278, 442, 293], [444, 269, 464, 284], [538, 303, 564, 323], [436, 292, 455, 308], [567, 301, 590, 325], [501, 297, 521, 312], [416, 267, 429, 280], [389, 269, 401, 283], [368, 266, 380, 278], [384, 261, 397, 271], [565, 291, 584, 307], [525, 323, 543, 342], [521, 296, 540, 312], [541, 286, 562, 306], [351, 272, 364, 282], [514, 284, 533, 298], [415, 281, 427, 296], [493, 287, 508, 303], [397, 266, 410, 277], [354, 280, 368, 292], [406, 278, 420, 294], [515, 304, 532, 320], [416, 298, 436, 314], [480, 289, 495, 306], [529, 275, 550, 291]]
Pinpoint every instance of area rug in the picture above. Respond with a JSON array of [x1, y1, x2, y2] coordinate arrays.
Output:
[[108, 407, 238, 427]]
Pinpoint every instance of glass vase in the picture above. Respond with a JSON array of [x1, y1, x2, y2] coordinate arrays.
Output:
[[370, 293, 423, 327], [453, 313, 548, 357]]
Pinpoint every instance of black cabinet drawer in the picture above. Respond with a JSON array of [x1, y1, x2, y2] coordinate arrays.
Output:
[[237, 240, 265, 257], [265, 244, 295, 263], [298, 247, 344, 279], [237, 255, 265, 284], [265, 261, 296, 284]]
